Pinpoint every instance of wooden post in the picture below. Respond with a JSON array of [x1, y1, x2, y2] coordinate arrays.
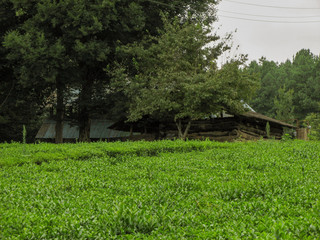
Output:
[[296, 128, 308, 140]]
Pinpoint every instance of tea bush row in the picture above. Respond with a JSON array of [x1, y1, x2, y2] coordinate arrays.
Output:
[[0, 140, 226, 167], [1, 140, 320, 239]]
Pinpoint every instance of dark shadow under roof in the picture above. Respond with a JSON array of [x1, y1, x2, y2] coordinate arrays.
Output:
[[36, 119, 140, 139]]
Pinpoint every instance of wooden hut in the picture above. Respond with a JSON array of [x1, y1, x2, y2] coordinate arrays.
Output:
[[111, 111, 296, 141], [184, 111, 296, 141]]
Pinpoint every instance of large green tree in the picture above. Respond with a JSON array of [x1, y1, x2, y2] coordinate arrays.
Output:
[[248, 49, 320, 121], [274, 86, 294, 123], [114, 16, 258, 139], [3, 0, 219, 142], [289, 49, 320, 119], [0, 0, 50, 142], [248, 58, 285, 117]]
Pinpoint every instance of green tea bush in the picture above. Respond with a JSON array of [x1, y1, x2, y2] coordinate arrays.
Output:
[[0, 140, 221, 167], [1, 140, 320, 239]]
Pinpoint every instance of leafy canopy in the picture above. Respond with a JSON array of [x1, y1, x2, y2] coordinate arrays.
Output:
[[249, 49, 320, 120], [115, 15, 258, 123]]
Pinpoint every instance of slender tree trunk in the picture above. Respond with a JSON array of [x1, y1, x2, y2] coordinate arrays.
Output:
[[175, 119, 192, 140], [182, 120, 192, 140], [79, 77, 93, 142], [55, 79, 64, 144], [0, 79, 14, 110], [175, 119, 183, 139], [129, 124, 133, 137]]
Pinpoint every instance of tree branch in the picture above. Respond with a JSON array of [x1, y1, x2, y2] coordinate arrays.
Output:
[[0, 80, 14, 111]]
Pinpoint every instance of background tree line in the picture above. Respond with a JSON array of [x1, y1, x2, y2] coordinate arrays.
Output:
[[247, 49, 320, 139]]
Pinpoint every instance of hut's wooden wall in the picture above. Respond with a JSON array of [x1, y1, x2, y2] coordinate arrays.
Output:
[[159, 116, 288, 141]]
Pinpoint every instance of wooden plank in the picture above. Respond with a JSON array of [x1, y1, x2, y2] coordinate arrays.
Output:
[[237, 130, 260, 140]]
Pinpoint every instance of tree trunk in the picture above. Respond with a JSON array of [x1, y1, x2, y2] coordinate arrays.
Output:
[[0, 79, 14, 111], [129, 124, 133, 137], [79, 116, 91, 142], [175, 119, 183, 139], [182, 120, 192, 140], [175, 119, 192, 140], [55, 79, 64, 144], [79, 77, 93, 142]]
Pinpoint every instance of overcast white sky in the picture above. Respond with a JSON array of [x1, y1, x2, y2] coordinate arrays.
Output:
[[214, 0, 320, 64]]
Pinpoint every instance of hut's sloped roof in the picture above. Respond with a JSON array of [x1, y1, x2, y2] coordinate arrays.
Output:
[[36, 119, 140, 139], [240, 111, 295, 128]]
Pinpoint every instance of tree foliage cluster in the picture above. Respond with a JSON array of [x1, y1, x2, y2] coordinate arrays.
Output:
[[1, 0, 258, 142], [248, 49, 320, 123], [114, 15, 258, 139]]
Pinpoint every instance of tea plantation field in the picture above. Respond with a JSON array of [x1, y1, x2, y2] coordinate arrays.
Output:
[[1, 140, 320, 239]]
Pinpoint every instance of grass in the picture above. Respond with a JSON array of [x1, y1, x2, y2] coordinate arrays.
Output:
[[1, 140, 320, 239]]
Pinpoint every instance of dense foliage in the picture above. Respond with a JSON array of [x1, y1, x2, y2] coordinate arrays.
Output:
[[248, 49, 320, 123], [1, 140, 320, 239], [0, 0, 221, 142], [305, 112, 320, 140], [0, 0, 47, 142], [114, 15, 258, 139]]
